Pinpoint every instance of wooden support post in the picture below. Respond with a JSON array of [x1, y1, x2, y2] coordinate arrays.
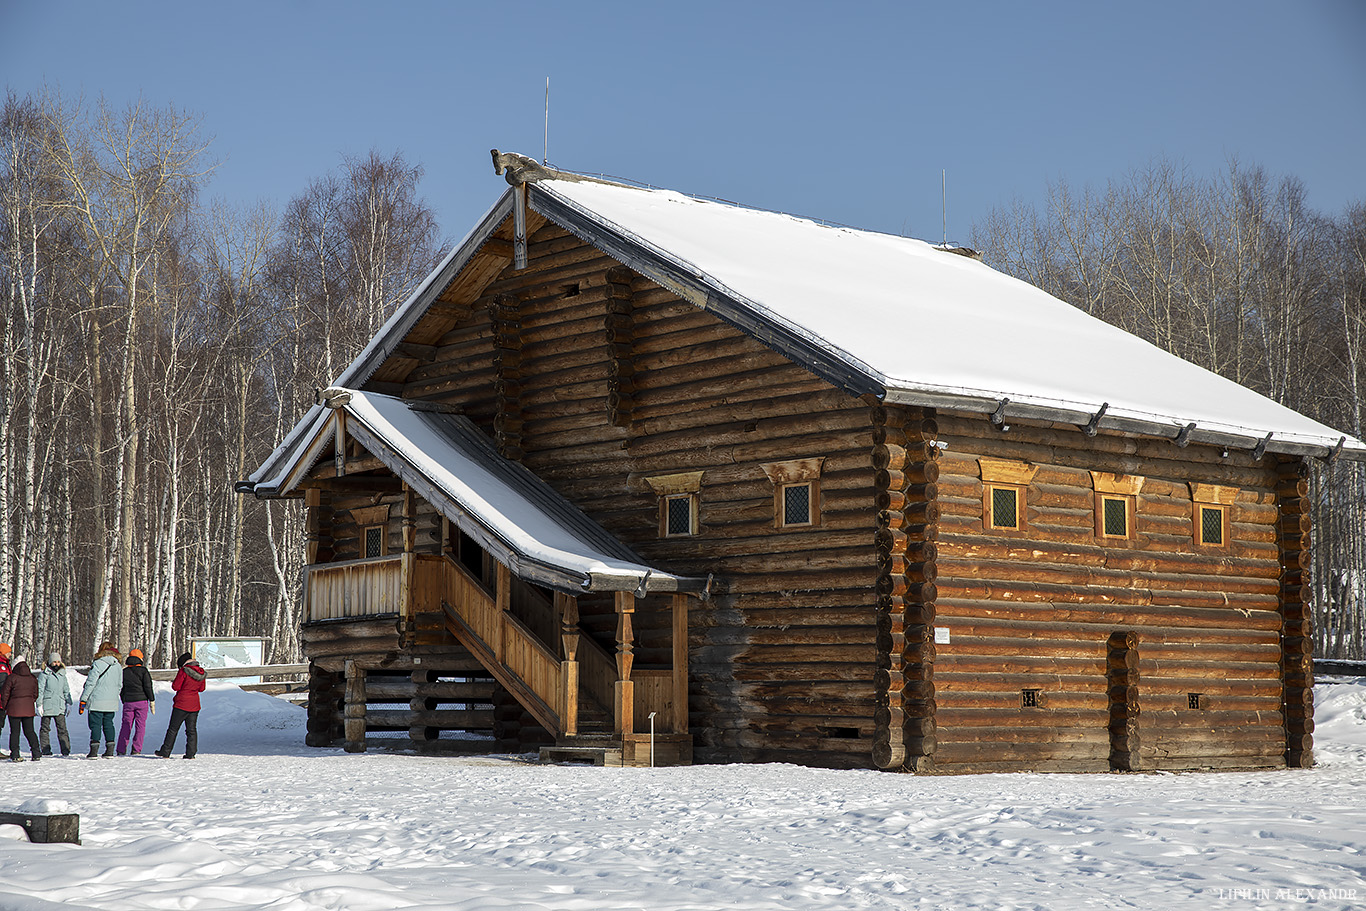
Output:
[[333, 411, 347, 477], [672, 592, 689, 734], [615, 591, 635, 736], [399, 485, 416, 626], [343, 660, 367, 753], [558, 592, 580, 737], [1107, 631, 1141, 771], [495, 562, 512, 663]]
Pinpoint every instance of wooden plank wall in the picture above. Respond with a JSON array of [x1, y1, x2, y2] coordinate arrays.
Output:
[[398, 224, 880, 768], [932, 414, 1288, 772]]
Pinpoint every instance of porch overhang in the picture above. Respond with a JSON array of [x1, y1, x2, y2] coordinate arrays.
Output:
[[242, 389, 709, 599]]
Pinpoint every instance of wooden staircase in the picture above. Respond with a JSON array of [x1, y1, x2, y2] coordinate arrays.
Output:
[[436, 554, 692, 766]]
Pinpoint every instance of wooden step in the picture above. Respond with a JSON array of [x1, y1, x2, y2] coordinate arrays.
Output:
[[539, 744, 624, 766]]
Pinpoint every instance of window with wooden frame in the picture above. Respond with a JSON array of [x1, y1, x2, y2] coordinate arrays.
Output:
[[1189, 483, 1237, 549], [1091, 472, 1143, 542], [350, 504, 390, 559], [979, 458, 1038, 534], [761, 458, 824, 529], [645, 471, 704, 538], [362, 525, 387, 559]]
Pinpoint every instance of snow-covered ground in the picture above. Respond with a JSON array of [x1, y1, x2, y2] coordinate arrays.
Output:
[[2, 675, 1364, 911]]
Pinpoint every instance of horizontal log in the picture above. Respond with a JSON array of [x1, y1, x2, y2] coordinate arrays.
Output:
[[365, 708, 495, 730]]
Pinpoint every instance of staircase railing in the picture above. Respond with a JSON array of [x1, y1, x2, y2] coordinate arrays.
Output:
[[440, 556, 562, 735]]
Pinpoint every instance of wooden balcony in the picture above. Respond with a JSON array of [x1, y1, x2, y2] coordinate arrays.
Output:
[[303, 553, 444, 623]]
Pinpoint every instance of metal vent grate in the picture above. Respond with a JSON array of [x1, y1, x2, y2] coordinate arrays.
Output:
[[666, 495, 693, 536], [1200, 506, 1223, 545], [783, 484, 812, 525], [364, 526, 384, 558], [1103, 497, 1128, 537], [991, 487, 1018, 529]]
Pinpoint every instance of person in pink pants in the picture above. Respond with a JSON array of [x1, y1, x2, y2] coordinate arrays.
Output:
[[116, 648, 156, 755]]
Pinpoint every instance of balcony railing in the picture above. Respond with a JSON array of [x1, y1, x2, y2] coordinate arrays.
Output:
[[303, 553, 443, 623]]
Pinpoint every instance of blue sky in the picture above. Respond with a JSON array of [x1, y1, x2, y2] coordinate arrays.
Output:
[[2, 0, 1363, 246]]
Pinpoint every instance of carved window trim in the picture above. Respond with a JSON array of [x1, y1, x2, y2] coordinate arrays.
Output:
[[761, 458, 824, 530], [646, 471, 704, 538], [979, 458, 1037, 535], [1190, 483, 1236, 550], [1091, 472, 1144, 542]]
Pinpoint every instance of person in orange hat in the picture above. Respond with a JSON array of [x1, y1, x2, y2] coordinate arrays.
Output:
[[116, 647, 155, 755]]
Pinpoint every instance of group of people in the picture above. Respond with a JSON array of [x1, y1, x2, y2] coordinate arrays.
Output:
[[0, 641, 208, 762]]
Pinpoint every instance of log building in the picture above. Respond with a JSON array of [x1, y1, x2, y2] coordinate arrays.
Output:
[[240, 152, 1366, 772]]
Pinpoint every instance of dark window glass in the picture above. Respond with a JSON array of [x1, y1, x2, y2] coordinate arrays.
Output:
[[364, 526, 384, 558], [783, 484, 812, 526], [1103, 497, 1128, 537], [666, 496, 693, 536], [991, 487, 1019, 529], [1200, 506, 1224, 545]]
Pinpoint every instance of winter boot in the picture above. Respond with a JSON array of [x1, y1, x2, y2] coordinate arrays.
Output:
[[9, 755, 23, 762], [86, 745, 98, 759], [153, 748, 170, 759], [102, 743, 115, 758]]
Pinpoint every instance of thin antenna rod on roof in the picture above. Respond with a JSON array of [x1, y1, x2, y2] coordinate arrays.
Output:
[[942, 169, 947, 247], [543, 77, 550, 165]]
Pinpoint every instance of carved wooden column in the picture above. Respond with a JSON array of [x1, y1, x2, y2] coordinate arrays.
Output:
[[495, 563, 512, 664], [558, 592, 580, 736], [615, 591, 636, 736], [400, 484, 416, 630]]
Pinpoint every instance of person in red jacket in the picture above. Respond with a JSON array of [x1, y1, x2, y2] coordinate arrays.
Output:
[[1, 655, 42, 762], [154, 652, 207, 759]]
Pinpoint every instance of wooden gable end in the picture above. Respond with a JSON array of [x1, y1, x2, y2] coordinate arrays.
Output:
[[351, 218, 888, 768]]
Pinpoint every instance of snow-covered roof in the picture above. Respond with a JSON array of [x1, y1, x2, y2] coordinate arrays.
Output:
[[531, 177, 1364, 460], [254, 389, 708, 596]]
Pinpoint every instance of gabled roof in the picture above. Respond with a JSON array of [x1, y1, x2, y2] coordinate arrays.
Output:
[[247, 155, 1364, 496], [531, 176, 1363, 460], [253, 389, 707, 596]]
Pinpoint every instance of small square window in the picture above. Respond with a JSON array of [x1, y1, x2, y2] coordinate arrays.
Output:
[[1199, 506, 1224, 546], [1188, 693, 1204, 710], [363, 525, 386, 559], [664, 495, 694, 537], [990, 486, 1020, 530], [1101, 496, 1129, 538], [782, 483, 813, 527], [1022, 688, 1040, 708]]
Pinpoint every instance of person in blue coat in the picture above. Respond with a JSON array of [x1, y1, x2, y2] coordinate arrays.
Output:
[[37, 653, 73, 757], [78, 642, 122, 758]]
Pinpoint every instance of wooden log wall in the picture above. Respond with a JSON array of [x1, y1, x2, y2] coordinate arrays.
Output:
[[1277, 456, 1313, 768], [870, 404, 940, 771], [932, 413, 1289, 772], [396, 224, 881, 768]]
